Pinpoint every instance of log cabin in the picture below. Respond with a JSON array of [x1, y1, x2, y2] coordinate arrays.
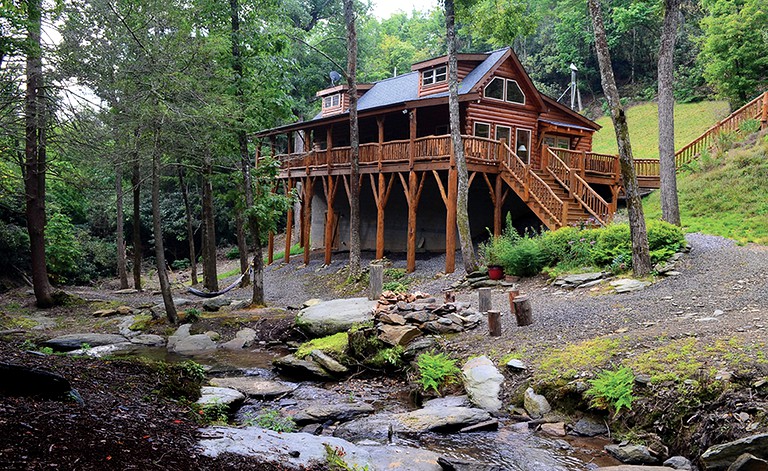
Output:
[[255, 47, 628, 273]]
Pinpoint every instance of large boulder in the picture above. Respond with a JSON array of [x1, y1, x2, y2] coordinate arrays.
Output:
[[700, 434, 768, 470], [604, 444, 658, 465], [461, 356, 504, 413], [273, 354, 334, 380], [295, 298, 377, 337], [209, 377, 297, 398], [43, 333, 128, 352], [197, 386, 245, 409], [167, 324, 218, 354], [523, 388, 551, 419], [290, 402, 375, 425], [394, 406, 492, 434]]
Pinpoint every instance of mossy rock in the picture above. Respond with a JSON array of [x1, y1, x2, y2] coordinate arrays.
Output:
[[295, 332, 349, 359]]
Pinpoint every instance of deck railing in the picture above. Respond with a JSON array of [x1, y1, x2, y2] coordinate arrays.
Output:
[[545, 146, 611, 226], [549, 147, 619, 178], [674, 91, 767, 169]]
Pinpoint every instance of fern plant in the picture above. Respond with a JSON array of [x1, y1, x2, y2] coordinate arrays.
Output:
[[585, 366, 636, 417], [416, 352, 461, 395]]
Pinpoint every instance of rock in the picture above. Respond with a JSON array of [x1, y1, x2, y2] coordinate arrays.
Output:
[[362, 445, 443, 471], [554, 272, 607, 289], [92, 309, 118, 317], [0, 362, 77, 401], [300, 424, 323, 435], [461, 356, 504, 413], [129, 334, 166, 347], [610, 279, 651, 293], [458, 419, 499, 433], [597, 467, 674, 470], [663, 456, 693, 470], [423, 396, 471, 408], [701, 434, 768, 470], [394, 406, 492, 434], [290, 402, 375, 425], [403, 337, 437, 360], [523, 388, 551, 419], [69, 342, 137, 357], [437, 456, 503, 471], [296, 298, 377, 337], [197, 386, 245, 409], [171, 334, 217, 353], [604, 444, 658, 465], [540, 422, 566, 437], [43, 333, 129, 352], [219, 328, 256, 351], [467, 270, 487, 279], [116, 305, 133, 315], [378, 324, 422, 346], [202, 296, 232, 312], [404, 311, 437, 323], [205, 331, 221, 341], [569, 416, 609, 437], [309, 349, 348, 375], [635, 374, 652, 386], [471, 280, 499, 289], [209, 377, 297, 398], [302, 298, 323, 308], [333, 414, 397, 444], [422, 320, 463, 335], [114, 288, 139, 294], [379, 313, 407, 325], [726, 453, 768, 471], [229, 299, 252, 310], [506, 358, 527, 371], [273, 354, 333, 379]]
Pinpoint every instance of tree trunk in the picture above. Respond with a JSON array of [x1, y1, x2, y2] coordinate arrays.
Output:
[[658, 0, 681, 226], [177, 164, 198, 285], [23, 0, 53, 308], [151, 129, 178, 324], [201, 152, 218, 291], [230, 0, 263, 304], [131, 157, 142, 291], [588, 0, 652, 276], [445, 0, 477, 273], [235, 208, 249, 287], [116, 164, 129, 289], [344, 0, 361, 276]]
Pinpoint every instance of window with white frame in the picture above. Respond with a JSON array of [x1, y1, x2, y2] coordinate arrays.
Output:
[[483, 76, 526, 105], [506, 80, 525, 104], [496, 125, 512, 146], [322, 93, 341, 109], [515, 128, 531, 162], [543, 135, 570, 149], [474, 122, 491, 139], [422, 65, 447, 86], [484, 77, 504, 100]]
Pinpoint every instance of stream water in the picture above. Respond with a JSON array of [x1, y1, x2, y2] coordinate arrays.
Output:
[[113, 346, 618, 470]]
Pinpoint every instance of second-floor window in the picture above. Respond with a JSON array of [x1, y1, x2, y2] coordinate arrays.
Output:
[[422, 66, 447, 86], [484, 77, 526, 105], [323, 93, 341, 109]]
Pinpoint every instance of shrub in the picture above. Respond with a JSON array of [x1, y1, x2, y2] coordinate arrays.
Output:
[[226, 246, 240, 260], [243, 408, 295, 432], [183, 308, 201, 323], [192, 400, 229, 424], [739, 118, 760, 134], [416, 352, 461, 395], [156, 360, 206, 401], [0, 223, 29, 271], [45, 212, 83, 283], [501, 237, 546, 277], [591, 224, 632, 268], [646, 220, 686, 263], [584, 366, 636, 417], [171, 258, 191, 270]]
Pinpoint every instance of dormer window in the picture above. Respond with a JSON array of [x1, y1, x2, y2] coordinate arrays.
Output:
[[484, 77, 526, 105], [323, 93, 341, 109], [422, 66, 447, 86]]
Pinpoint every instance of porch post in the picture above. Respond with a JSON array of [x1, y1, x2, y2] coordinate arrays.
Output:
[[303, 177, 314, 265], [287, 131, 293, 155], [324, 176, 337, 265], [445, 168, 457, 274], [409, 109, 417, 169], [269, 136, 276, 157], [762, 91, 768, 130], [494, 174, 503, 237], [326, 126, 333, 167], [284, 178, 293, 263], [376, 116, 386, 259], [407, 171, 418, 273]]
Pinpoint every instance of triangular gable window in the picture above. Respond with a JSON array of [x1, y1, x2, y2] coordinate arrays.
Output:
[[484, 76, 526, 105]]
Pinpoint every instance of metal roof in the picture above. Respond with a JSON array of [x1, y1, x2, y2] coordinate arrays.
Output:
[[538, 118, 595, 132]]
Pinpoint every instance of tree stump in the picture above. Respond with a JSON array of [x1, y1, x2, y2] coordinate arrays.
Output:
[[513, 295, 533, 326], [478, 287, 492, 313], [444, 291, 455, 303], [487, 310, 502, 337], [369, 264, 383, 300], [507, 289, 520, 312]]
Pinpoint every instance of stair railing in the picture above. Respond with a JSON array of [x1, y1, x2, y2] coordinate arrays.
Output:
[[544, 146, 612, 226]]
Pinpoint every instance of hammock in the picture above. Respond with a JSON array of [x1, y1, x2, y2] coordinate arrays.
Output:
[[187, 268, 250, 298]]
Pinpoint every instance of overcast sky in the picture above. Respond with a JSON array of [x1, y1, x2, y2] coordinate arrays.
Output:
[[370, 0, 438, 19]]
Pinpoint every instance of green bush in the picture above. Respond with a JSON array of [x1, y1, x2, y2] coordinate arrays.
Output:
[[192, 400, 229, 424], [591, 224, 632, 268], [416, 352, 461, 395], [585, 366, 636, 417], [45, 212, 83, 283], [243, 408, 296, 432], [0, 223, 29, 270], [539, 227, 599, 269], [501, 237, 546, 277], [172, 258, 191, 270], [156, 360, 206, 401], [646, 220, 686, 264], [739, 118, 761, 134], [226, 246, 240, 260]]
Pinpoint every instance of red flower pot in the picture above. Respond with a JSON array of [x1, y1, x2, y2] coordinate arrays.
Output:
[[488, 265, 504, 280]]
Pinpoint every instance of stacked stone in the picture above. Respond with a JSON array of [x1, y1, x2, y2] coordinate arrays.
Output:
[[374, 291, 483, 346]]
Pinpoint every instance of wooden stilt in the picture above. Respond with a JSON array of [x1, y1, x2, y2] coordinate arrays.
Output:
[[445, 168, 458, 273], [285, 179, 293, 263], [267, 232, 274, 265], [303, 177, 314, 265], [399, 171, 425, 273], [323, 175, 339, 265], [370, 173, 393, 261], [494, 175, 504, 236]]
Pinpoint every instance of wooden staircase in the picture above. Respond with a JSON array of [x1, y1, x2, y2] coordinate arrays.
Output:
[[534, 170, 599, 227]]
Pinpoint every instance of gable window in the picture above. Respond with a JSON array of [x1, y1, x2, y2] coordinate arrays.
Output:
[[506, 79, 525, 104], [323, 93, 341, 109], [474, 122, 491, 139], [422, 65, 447, 86], [496, 125, 512, 146], [484, 77, 504, 100], [516, 128, 531, 163]]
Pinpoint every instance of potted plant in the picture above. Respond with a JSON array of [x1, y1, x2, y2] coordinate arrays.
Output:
[[482, 236, 508, 280]]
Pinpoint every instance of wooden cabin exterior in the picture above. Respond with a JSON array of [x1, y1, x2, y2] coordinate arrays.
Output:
[[255, 47, 628, 273]]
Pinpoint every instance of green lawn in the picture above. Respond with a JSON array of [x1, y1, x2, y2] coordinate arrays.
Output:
[[643, 135, 768, 245], [592, 101, 731, 159]]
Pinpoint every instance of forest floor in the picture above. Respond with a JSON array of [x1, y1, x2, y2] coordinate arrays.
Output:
[[1, 232, 767, 469]]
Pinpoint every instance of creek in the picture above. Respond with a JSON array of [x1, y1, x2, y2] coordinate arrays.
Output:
[[113, 346, 619, 470]]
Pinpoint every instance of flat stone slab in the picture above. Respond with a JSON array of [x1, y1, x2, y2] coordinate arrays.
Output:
[[197, 387, 245, 408], [209, 377, 297, 398], [296, 297, 377, 337], [129, 334, 166, 347], [43, 333, 129, 352], [394, 406, 492, 434], [610, 279, 651, 293], [290, 402, 375, 425], [700, 433, 768, 470]]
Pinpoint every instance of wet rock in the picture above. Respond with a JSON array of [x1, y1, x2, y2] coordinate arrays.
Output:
[[209, 377, 297, 398], [309, 349, 348, 375], [202, 296, 232, 312], [423, 396, 471, 408], [68, 342, 137, 357], [290, 402, 375, 425], [569, 416, 609, 437], [296, 298, 377, 337], [663, 456, 693, 470], [168, 324, 217, 353], [437, 456, 503, 471], [395, 406, 492, 434], [197, 386, 245, 409], [726, 453, 768, 471], [300, 423, 323, 435], [220, 328, 256, 350], [459, 419, 499, 433], [333, 414, 396, 444], [43, 333, 129, 352], [701, 434, 768, 470], [604, 443, 658, 465], [461, 356, 504, 413], [273, 354, 333, 380], [129, 334, 166, 347], [610, 279, 651, 293], [597, 467, 674, 470], [540, 422, 566, 437], [403, 337, 438, 360], [378, 324, 422, 346], [364, 445, 442, 471], [523, 388, 551, 419]]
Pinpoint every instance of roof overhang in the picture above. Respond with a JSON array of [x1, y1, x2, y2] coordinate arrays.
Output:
[[541, 95, 601, 131], [411, 53, 489, 71]]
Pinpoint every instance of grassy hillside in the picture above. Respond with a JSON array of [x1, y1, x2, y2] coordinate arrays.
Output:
[[643, 133, 768, 245], [592, 101, 730, 159]]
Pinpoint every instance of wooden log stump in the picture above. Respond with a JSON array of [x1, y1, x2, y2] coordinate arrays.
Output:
[[369, 264, 383, 301], [478, 287, 492, 313], [507, 289, 520, 312], [487, 310, 502, 337], [444, 291, 455, 303], [513, 295, 533, 326]]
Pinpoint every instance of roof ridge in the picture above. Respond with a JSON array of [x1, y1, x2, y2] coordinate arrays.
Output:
[[371, 70, 418, 85]]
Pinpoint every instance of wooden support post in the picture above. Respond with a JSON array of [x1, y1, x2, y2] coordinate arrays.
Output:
[[762, 91, 768, 130], [513, 295, 533, 326], [303, 177, 314, 265], [407, 171, 418, 272], [478, 287, 492, 313], [409, 109, 417, 169], [507, 288, 519, 312], [267, 232, 274, 265], [326, 126, 333, 167], [369, 264, 383, 300], [488, 310, 502, 337], [287, 131, 293, 155], [377, 116, 385, 170], [494, 175, 503, 237], [269, 136, 276, 157], [323, 175, 338, 265], [285, 179, 293, 263], [373, 173, 393, 260], [445, 168, 457, 274], [541, 144, 549, 169]]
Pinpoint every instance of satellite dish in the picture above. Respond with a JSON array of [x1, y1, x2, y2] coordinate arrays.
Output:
[[329, 71, 342, 86]]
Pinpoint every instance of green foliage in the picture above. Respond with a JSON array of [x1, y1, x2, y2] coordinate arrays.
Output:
[[739, 119, 760, 134], [171, 258, 191, 270], [156, 360, 206, 401], [45, 212, 83, 283], [0, 223, 29, 271], [536, 337, 622, 387], [295, 332, 348, 359], [416, 352, 461, 395], [243, 409, 295, 432], [192, 400, 229, 424], [503, 237, 546, 277], [646, 220, 686, 263], [367, 346, 404, 369], [323, 443, 369, 471], [226, 246, 240, 260], [267, 243, 303, 263], [539, 226, 599, 270], [183, 308, 201, 323], [585, 366, 636, 417], [382, 267, 411, 293]]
